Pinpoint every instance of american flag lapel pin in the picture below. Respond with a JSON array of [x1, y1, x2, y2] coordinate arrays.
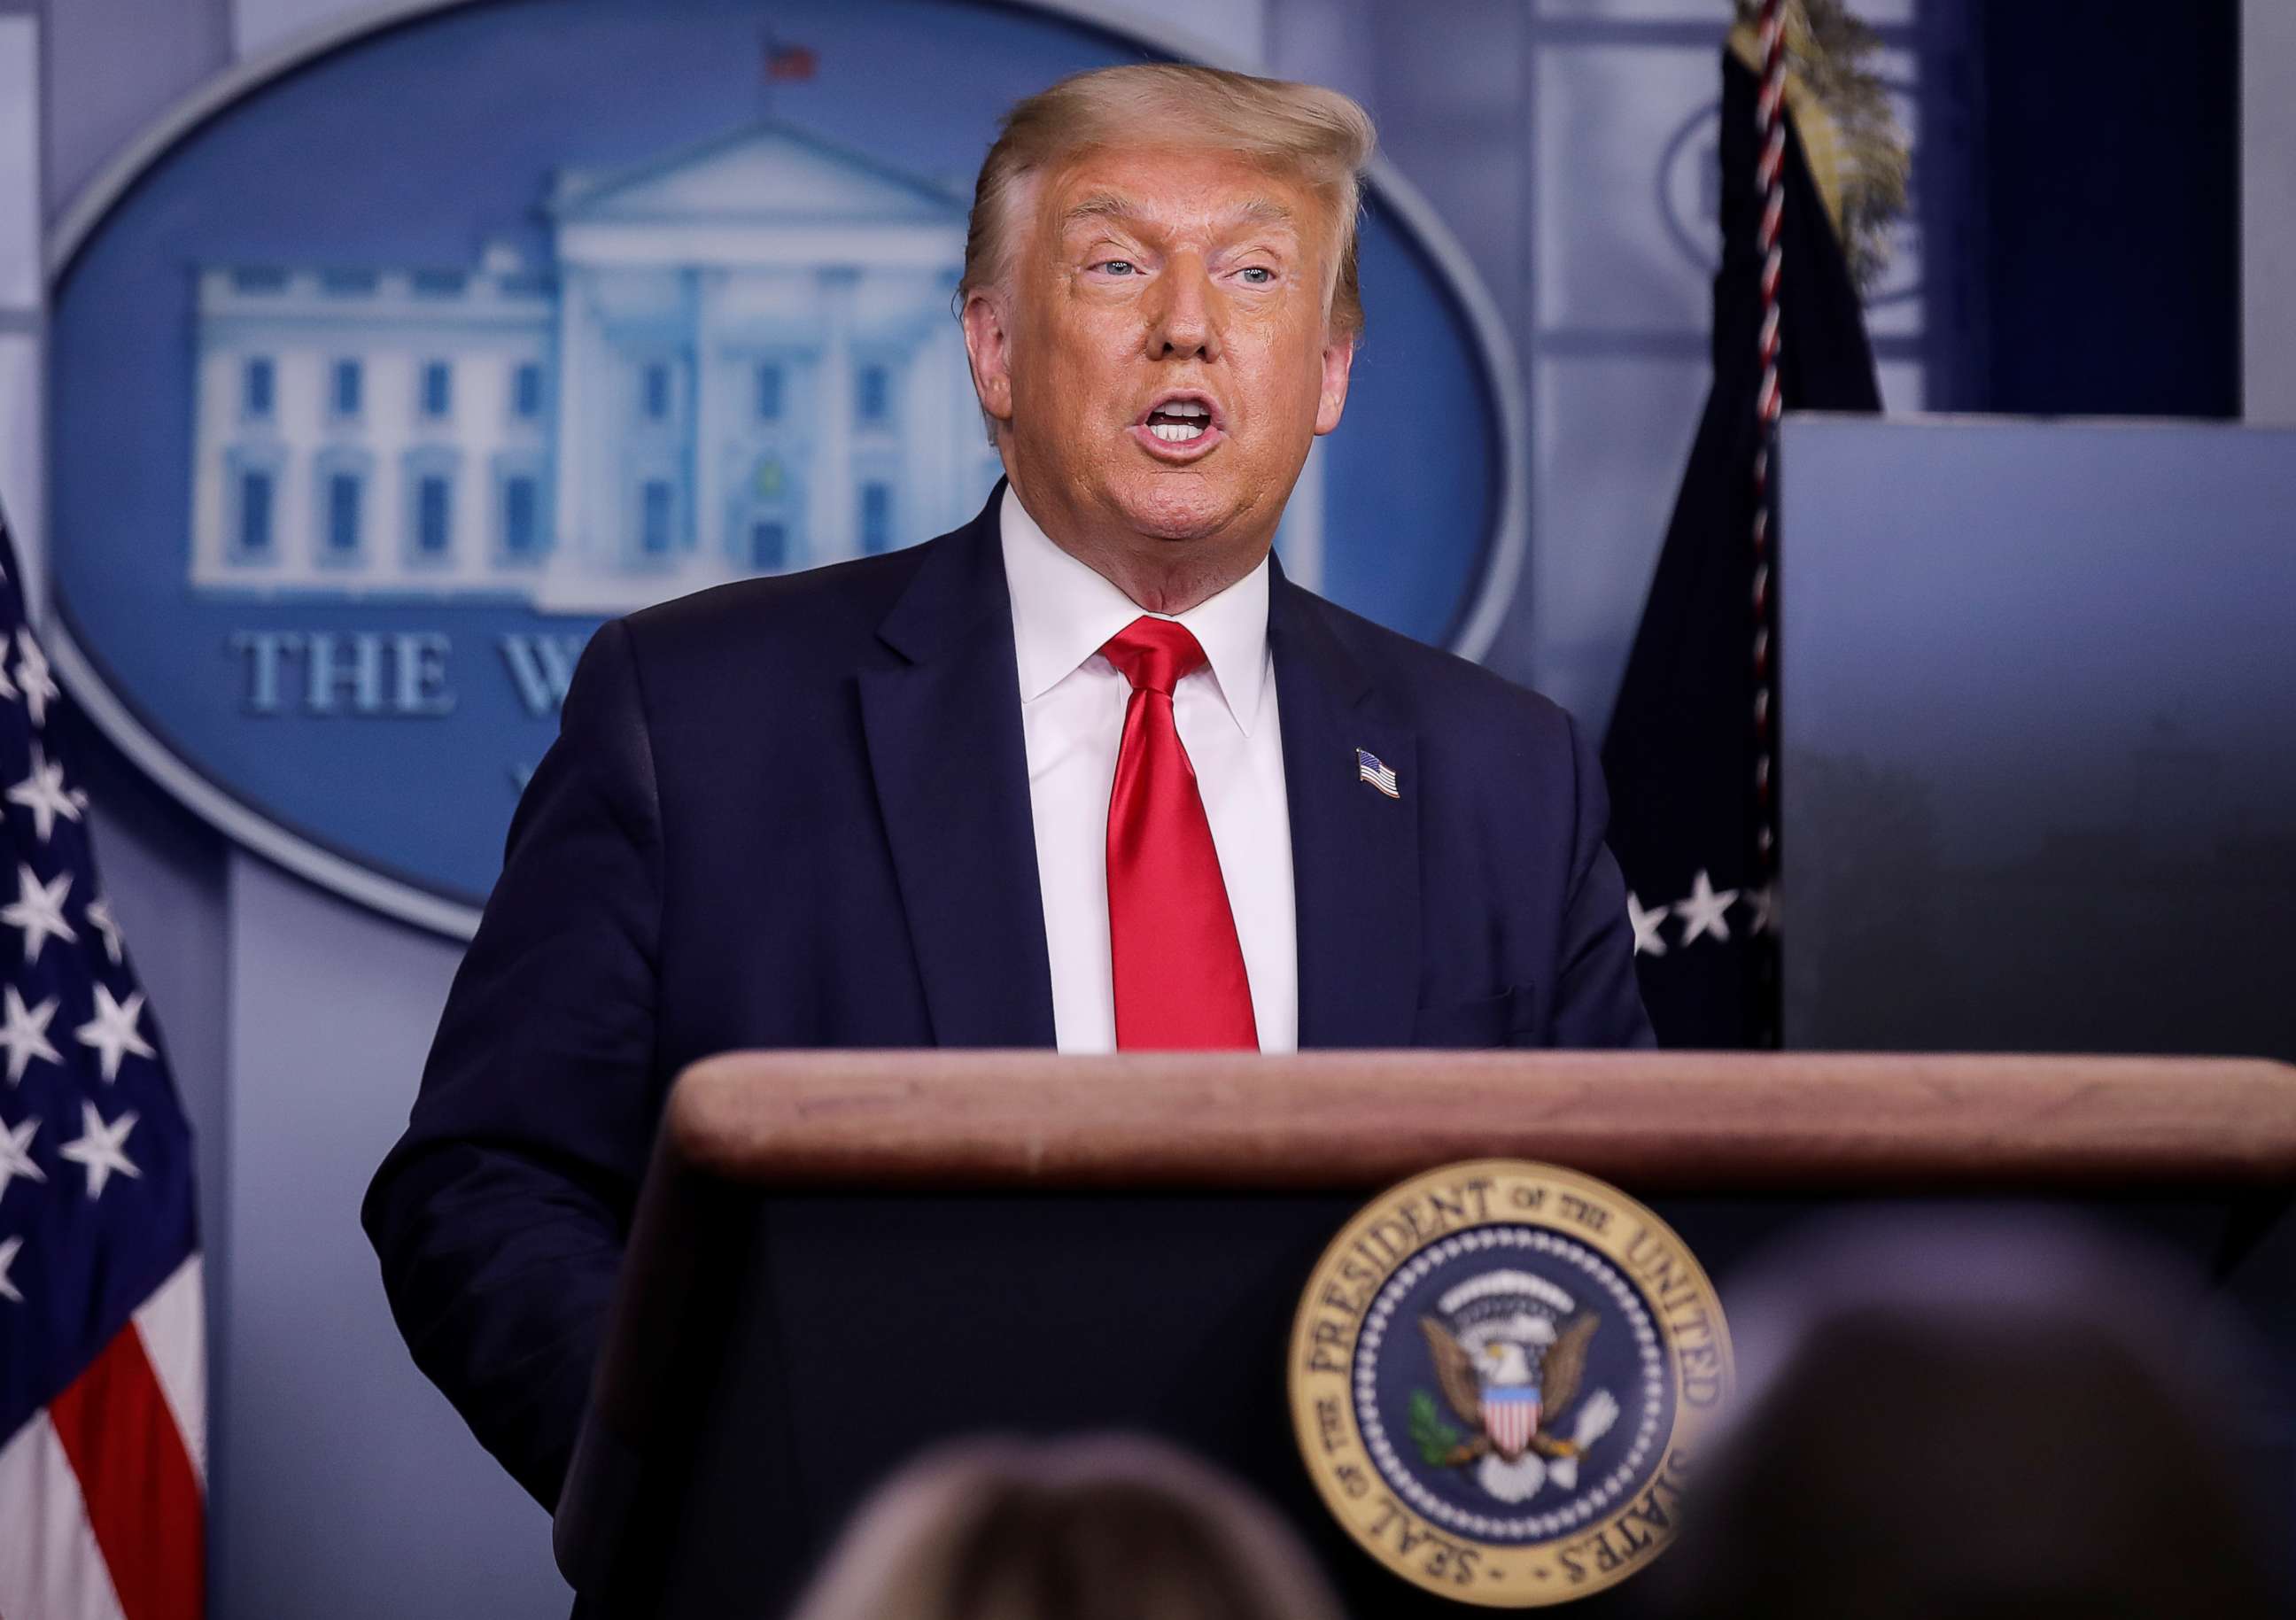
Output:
[[1355, 748, 1400, 799]]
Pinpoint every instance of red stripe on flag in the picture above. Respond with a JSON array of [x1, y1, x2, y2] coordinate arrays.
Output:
[[48, 1322, 206, 1620]]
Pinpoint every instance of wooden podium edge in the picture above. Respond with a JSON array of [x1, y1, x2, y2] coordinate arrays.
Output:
[[662, 1050, 2296, 1195]]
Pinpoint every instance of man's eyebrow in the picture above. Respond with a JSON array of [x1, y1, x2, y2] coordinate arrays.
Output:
[[1059, 192, 1144, 232], [1056, 192, 1299, 234], [1228, 197, 1297, 229]]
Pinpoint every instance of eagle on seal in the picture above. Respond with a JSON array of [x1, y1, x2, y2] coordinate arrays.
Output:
[[1418, 1268, 1621, 1504]]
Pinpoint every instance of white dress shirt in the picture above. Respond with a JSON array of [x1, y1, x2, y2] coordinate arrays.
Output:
[[999, 483, 1299, 1053]]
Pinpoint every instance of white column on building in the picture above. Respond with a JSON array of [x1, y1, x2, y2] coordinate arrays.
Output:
[[368, 336, 407, 590], [551, 270, 591, 568], [811, 267, 857, 561], [692, 267, 724, 568], [188, 293, 233, 588], [447, 327, 495, 591], [283, 341, 322, 585]]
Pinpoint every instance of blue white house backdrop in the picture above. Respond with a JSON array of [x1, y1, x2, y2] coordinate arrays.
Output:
[[50, 0, 1509, 930]]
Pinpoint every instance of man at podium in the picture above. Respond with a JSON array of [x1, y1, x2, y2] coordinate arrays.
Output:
[[364, 64, 1651, 1511]]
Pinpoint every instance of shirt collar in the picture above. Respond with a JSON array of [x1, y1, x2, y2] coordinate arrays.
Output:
[[999, 481, 1271, 737]]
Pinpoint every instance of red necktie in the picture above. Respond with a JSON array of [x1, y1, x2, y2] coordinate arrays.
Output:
[[1100, 617, 1259, 1050]]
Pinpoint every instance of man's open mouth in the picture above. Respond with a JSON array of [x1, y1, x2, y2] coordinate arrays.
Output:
[[1139, 394, 1219, 444]]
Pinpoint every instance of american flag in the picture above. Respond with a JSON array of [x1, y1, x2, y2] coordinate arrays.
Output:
[[0, 508, 205, 1620], [762, 36, 817, 81], [1356, 747, 1399, 799]]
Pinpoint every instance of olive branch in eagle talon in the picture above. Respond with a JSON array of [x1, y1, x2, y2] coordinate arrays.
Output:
[[1419, 1311, 1602, 1465]]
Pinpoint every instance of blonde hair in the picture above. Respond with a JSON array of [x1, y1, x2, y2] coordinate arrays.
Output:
[[959, 64, 1377, 337], [787, 1434, 1346, 1620]]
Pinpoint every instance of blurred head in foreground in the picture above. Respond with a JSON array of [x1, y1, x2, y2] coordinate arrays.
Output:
[[787, 1433, 1345, 1620], [1642, 1210, 2282, 1620]]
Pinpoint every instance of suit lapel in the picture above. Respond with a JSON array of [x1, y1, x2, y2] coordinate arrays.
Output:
[[859, 492, 1057, 1047], [1271, 572, 1421, 1048]]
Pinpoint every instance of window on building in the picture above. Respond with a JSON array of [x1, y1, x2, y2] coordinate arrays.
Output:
[[643, 362, 671, 422], [327, 473, 361, 555], [640, 479, 673, 554], [756, 363, 784, 422], [238, 470, 274, 557], [421, 361, 452, 420], [503, 476, 539, 556], [860, 482, 894, 554], [514, 362, 544, 421], [857, 364, 890, 426], [332, 359, 362, 417], [243, 358, 275, 419], [416, 476, 452, 557], [749, 521, 787, 572]]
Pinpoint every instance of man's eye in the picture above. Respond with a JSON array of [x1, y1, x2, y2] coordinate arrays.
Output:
[[1097, 260, 1136, 276], [1238, 267, 1275, 285]]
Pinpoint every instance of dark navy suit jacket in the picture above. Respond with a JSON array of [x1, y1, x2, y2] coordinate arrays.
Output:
[[361, 487, 1651, 1507]]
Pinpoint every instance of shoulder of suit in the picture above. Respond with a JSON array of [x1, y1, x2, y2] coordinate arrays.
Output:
[[1298, 590, 1582, 749], [612, 536, 938, 680]]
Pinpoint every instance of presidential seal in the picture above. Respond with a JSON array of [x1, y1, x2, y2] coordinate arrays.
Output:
[[1289, 1161, 1732, 1606]]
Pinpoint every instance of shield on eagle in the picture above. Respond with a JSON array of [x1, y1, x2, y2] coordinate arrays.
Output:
[[1481, 1385, 1541, 1461]]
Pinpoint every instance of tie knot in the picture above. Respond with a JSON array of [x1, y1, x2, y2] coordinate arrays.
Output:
[[1100, 616, 1207, 697]]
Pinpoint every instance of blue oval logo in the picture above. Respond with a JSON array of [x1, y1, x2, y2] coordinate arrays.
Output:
[[49, 0, 1524, 931]]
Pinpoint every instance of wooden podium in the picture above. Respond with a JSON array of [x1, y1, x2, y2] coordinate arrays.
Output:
[[553, 1051, 2296, 1617]]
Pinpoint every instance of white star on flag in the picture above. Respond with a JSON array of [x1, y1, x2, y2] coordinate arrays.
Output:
[[0, 982, 61, 1083], [15, 628, 58, 729], [14, 630, 57, 729], [84, 895, 124, 965], [1, 863, 75, 964], [0, 1234, 21, 1303], [0, 1114, 45, 1204], [7, 742, 82, 845], [1626, 892, 1672, 957], [1675, 868, 1740, 947], [75, 984, 156, 1082], [59, 1100, 140, 1200]]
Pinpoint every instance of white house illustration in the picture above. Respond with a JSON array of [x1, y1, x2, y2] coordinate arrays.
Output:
[[186, 120, 1323, 613]]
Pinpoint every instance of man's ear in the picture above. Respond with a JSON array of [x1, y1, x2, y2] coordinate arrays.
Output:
[[961, 292, 1015, 429], [1314, 332, 1356, 437]]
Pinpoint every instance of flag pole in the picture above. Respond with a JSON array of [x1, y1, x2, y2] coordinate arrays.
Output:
[[1749, 0, 1786, 1043]]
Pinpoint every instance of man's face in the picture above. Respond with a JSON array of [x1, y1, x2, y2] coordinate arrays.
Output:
[[965, 143, 1355, 570]]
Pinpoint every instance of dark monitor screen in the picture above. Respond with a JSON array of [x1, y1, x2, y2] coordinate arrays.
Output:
[[1779, 415, 2296, 1059]]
